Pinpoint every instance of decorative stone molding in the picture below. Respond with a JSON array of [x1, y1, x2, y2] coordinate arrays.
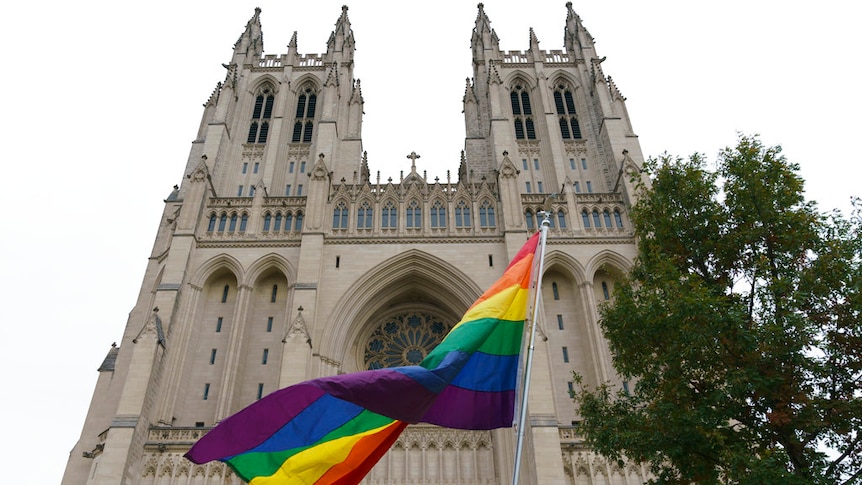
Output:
[[283, 308, 311, 346]]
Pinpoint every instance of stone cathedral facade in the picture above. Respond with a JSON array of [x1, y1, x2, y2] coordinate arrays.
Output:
[[64, 4, 651, 484]]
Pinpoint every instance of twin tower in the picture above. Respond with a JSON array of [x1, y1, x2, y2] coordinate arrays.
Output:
[[64, 4, 650, 484]]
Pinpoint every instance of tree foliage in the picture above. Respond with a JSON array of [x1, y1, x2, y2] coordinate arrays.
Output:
[[574, 135, 861, 484]]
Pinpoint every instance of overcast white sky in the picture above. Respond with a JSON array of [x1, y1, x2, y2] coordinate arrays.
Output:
[[1, 1, 859, 482]]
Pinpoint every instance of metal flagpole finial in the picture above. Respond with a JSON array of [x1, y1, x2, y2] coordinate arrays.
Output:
[[537, 210, 551, 227]]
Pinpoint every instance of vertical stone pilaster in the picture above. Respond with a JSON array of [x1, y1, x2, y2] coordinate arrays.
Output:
[[215, 284, 253, 420]]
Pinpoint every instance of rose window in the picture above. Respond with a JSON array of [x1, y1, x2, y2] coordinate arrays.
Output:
[[364, 311, 453, 370]]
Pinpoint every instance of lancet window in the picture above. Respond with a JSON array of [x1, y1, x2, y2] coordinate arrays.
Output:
[[381, 201, 397, 229], [333, 201, 348, 229], [292, 85, 317, 143], [510, 84, 536, 140], [247, 88, 274, 144], [553, 83, 582, 139], [430, 201, 446, 228], [406, 200, 421, 228], [455, 200, 471, 228], [479, 200, 496, 228], [357, 202, 373, 229]]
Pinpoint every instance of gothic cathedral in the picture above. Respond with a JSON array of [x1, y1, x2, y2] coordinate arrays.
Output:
[[64, 4, 650, 484]]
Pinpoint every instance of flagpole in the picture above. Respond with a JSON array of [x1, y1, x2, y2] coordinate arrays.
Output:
[[512, 211, 551, 485]]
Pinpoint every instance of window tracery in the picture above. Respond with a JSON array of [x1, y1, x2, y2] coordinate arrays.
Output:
[[479, 200, 496, 228], [364, 312, 453, 369], [247, 88, 274, 144], [430, 200, 446, 228], [510, 83, 536, 140], [553, 83, 582, 139], [455, 200, 471, 228], [406, 200, 421, 228], [357, 201, 373, 229], [333, 201, 348, 229], [292, 85, 317, 143], [382, 201, 397, 229]]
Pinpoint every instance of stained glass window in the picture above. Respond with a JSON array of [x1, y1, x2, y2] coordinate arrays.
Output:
[[364, 312, 453, 370]]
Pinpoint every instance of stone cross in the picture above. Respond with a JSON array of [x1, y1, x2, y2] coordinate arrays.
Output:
[[406, 151, 420, 172]]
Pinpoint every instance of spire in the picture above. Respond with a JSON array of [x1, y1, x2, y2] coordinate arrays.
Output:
[[564, 1, 595, 56], [471, 3, 500, 63], [326, 5, 355, 62], [232, 7, 264, 64], [528, 27, 541, 61], [529, 27, 540, 51], [287, 31, 298, 59]]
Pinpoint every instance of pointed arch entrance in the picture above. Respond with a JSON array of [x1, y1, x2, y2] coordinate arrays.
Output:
[[322, 249, 482, 373]]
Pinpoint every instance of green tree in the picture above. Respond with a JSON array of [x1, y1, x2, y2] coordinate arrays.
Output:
[[574, 135, 861, 484]]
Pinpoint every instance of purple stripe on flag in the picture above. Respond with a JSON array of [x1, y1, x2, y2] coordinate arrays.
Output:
[[421, 386, 517, 430], [315, 369, 440, 423], [184, 383, 327, 463]]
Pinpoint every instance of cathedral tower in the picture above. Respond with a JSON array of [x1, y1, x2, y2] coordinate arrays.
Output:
[[64, 5, 649, 484]]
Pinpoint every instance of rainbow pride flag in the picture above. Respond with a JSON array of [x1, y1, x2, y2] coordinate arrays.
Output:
[[185, 234, 539, 484]]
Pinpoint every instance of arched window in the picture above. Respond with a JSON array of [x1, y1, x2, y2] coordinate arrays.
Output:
[[406, 200, 421, 228], [208, 214, 217, 232], [552, 282, 560, 300], [292, 86, 317, 143], [455, 200, 471, 228], [582, 210, 591, 228], [218, 213, 227, 232], [601, 281, 610, 300], [333, 202, 348, 229], [247, 122, 259, 143], [547, 210, 556, 228], [479, 200, 496, 227], [382, 201, 397, 228], [357, 202, 372, 229], [247, 89, 274, 144], [525, 210, 535, 230], [271, 285, 278, 303], [510, 84, 536, 140], [222, 285, 230, 303], [614, 209, 624, 228], [430, 201, 446, 228], [285, 213, 293, 231], [240, 214, 248, 232], [592, 210, 602, 228], [557, 210, 568, 229], [295, 212, 303, 231], [263, 213, 271, 232], [603, 210, 612, 228], [274, 213, 283, 231], [229, 214, 238, 232], [553, 83, 582, 139]]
